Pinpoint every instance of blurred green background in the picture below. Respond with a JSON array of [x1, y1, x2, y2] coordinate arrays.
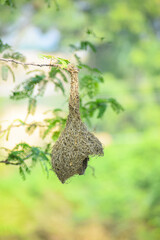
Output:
[[0, 0, 160, 239]]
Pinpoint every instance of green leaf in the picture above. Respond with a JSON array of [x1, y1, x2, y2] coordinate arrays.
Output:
[[6, 64, 15, 82], [38, 80, 47, 96], [45, 143, 51, 153], [11, 74, 45, 100], [107, 98, 124, 113], [57, 57, 70, 69], [80, 98, 108, 120], [38, 150, 50, 177], [43, 118, 60, 138], [80, 75, 99, 98], [8, 151, 24, 163], [31, 147, 40, 156], [39, 151, 49, 162], [92, 68, 102, 74], [86, 29, 92, 35], [92, 75, 104, 83], [59, 70, 68, 82], [40, 55, 70, 69], [0, 40, 11, 53], [6, 125, 11, 141], [23, 163, 31, 174], [19, 166, 26, 180], [70, 44, 78, 51], [27, 69, 45, 75], [5, 0, 15, 7], [74, 54, 82, 64], [54, 78, 65, 94], [10, 91, 28, 100], [53, 108, 62, 112], [43, 126, 53, 139], [57, 57, 70, 64], [12, 119, 25, 125], [80, 41, 96, 52], [49, 67, 59, 78], [97, 103, 107, 118], [27, 75, 45, 85], [14, 143, 31, 151], [52, 131, 60, 141], [3, 52, 25, 62], [39, 126, 45, 139], [39, 157, 49, 177], [77, 65, 82, 69], [1, 65, 8, 81], [26, 124, 37, 135], [39, 54, 52, 59], [28, 98, 37, 115]]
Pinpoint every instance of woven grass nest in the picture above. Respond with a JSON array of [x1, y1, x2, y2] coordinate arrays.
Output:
[[52, 65, 104, 183]]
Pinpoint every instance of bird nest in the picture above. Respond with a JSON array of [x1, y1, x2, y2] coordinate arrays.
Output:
[[52, 65, 104, 183]]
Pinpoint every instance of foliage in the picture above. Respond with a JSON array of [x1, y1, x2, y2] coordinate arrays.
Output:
[[2, 142, 51, 179], [0, 39, 10, 52], [0, 40, 26, 82], [39, 54, 70, 69], [0, 37, 123, 177]]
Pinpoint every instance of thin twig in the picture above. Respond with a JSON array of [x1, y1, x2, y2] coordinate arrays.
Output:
[[0, 122, 46, 134], [0, 57, 61, 68], [88, 165, 96, 177], [0, 58, 79, 73], [0, 159, 20, 165], [0, 153, 33, 165]]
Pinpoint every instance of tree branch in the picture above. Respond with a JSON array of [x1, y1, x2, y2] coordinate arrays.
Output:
[[0, 159, 21, 165], [0, 152, 51, 166], [0, 57, 79, 73], [0, 57, 61, 68], [0, 122, 46, 135]]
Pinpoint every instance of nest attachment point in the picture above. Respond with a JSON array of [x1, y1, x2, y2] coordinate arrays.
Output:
[[52, 65, 104, 183]]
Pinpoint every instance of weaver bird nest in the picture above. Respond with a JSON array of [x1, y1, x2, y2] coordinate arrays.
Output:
[[52, 64, 104, 183]]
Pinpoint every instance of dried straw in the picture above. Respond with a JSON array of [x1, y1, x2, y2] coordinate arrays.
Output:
[[52, 64, 104, 183]]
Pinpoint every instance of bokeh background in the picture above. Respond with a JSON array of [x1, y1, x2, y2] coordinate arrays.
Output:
[[0, 0, 160, 239]]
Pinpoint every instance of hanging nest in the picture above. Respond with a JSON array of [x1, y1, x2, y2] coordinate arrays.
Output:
[[52, 64, 104, 183]]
